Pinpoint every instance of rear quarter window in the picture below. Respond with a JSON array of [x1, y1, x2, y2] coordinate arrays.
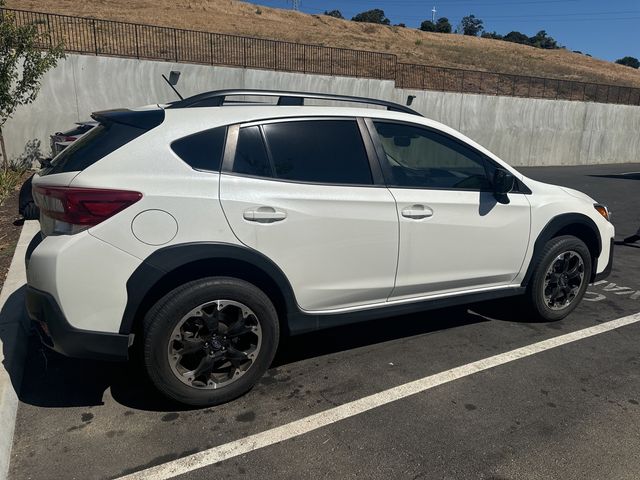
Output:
[[43, 122, 148, 175], [171, 126, 227, 172]]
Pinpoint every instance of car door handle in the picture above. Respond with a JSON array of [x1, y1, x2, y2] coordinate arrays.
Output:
[[401, 205, 433, 219], [243, 206, 287, 223]]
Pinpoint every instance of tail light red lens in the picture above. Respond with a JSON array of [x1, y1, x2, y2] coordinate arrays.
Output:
[[33, 186, 142, 227]]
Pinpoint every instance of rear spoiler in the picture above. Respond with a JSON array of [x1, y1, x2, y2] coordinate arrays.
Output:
[[91, 109, 165, 130]]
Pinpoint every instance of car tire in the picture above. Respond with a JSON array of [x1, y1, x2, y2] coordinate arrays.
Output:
[[142, 277, 279, 406], [18, 174, 39, 220], [21, 202, 39, 220], [525, 235, 592, 321]]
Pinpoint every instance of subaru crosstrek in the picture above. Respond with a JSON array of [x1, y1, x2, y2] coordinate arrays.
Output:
[[25, 89, 614, 406]]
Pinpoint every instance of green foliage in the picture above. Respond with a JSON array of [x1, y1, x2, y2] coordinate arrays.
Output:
[[255, 8, 262, 15], [481, 31, 503, 40], [615, 56, 640, 69], [415, 39, 422, 46], [529, 30, 558, 49], [503, 31, 530, 45], [323, 10, 344, 20], [419, 20, 435, 32], [0, 166, 26, 204], [351, 9, 390, 25], [461, 15, 483, 36], [435, 17, 452, 33], [0, 1, 64, 168], [500, 30, 559, 49]]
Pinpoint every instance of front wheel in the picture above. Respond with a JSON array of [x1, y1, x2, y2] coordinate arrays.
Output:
[[142, 277, 279, 406], [525, 235, 592, 321]]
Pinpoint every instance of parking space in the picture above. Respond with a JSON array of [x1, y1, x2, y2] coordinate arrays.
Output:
[[8, 163, 640, 480]]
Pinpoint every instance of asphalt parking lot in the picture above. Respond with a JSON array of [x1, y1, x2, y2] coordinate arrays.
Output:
[[8, 163, 640, 480]]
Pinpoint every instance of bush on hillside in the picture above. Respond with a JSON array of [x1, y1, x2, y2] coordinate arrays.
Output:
[[324, 10, 343, 20], [616, 56, 640, 69], [351, 9, 390, 25]]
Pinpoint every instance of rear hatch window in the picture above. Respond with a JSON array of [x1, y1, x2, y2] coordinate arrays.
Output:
[[41, 109, 164, 176]]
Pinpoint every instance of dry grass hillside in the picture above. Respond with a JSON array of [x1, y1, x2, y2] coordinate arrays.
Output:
[[7, 0, 640, 87]]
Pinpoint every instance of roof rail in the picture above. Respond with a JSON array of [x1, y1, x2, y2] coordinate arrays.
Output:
[[166, 89, 422, 116]]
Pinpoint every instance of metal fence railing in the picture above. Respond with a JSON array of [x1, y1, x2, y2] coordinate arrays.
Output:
[[396, 63, 640, 105], [2, 7, 639, 106]]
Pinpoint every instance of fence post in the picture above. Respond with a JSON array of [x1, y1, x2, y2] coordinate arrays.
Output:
[[134, 24, 140, 59], [173, 29, 178, 62], [209, 34, 214, 65], [461, 70, 465, 93], [243, 37, 248, 68], [92, 20, 98, 55], [330, 48, 334, 76]]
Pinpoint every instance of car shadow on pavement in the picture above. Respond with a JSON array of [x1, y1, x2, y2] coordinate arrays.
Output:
[[588, 173, 640, 181], [17, 301, 537, 412], [0, 287, 31, 400]]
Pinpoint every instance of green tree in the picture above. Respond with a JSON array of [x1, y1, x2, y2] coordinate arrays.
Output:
[[503, 31, 530, 45], [0, 2, 64, 169], [323, 10, 344, 20], [460, 15, 483, 36], [435, 17, 452, 33], [351, 9, 390, 25], [615, 56, 640, 69], [481, 31, 503, 40], [529, 30, 558, 49], [419, 20, 436, 32]]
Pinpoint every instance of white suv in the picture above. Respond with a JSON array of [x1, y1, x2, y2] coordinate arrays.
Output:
[[26, 90, 614, 406]]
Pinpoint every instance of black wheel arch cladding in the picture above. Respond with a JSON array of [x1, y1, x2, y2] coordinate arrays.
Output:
[[521, 213, 602, 287], [120, 242, 298, 336]]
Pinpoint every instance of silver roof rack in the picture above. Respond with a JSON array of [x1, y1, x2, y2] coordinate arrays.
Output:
[[167, 89, 422, 116]]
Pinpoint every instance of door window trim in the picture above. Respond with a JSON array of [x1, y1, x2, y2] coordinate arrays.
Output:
[[221, 116, 386, 188]]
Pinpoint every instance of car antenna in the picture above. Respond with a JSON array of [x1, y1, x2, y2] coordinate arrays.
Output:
[[162, 71, 183, 100]]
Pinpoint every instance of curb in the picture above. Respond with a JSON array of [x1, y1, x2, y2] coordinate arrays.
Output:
[[0, 221, 39, 480]]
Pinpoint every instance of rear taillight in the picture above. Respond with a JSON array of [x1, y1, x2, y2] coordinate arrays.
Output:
[[63, 136, 77, 142], [33, 186, 142, 234]]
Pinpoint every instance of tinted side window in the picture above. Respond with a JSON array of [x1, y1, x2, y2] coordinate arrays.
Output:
[[373, 121, 491, 190], [232, 126, 272, 177], [171, 126, 227, 172], [263, 120, 372, 185]]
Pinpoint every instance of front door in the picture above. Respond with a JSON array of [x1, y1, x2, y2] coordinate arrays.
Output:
[[368, 119, 531, 301]]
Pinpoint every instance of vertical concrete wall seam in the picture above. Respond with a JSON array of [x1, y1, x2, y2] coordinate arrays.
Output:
[[71, 56, 81, 122]]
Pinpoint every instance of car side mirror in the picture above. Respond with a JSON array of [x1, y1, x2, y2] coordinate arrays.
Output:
[[493, 169, 515, 195]]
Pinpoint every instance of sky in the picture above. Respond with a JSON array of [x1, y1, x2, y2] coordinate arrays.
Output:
[[252, 0, 639, 62]]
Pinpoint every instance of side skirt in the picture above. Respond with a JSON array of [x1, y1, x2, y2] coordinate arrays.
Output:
[[286, 286, 526, 335]]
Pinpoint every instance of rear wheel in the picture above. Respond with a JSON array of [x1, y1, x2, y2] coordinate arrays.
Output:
[[143, 277, 279, 406], [525, 235, 592, 321]]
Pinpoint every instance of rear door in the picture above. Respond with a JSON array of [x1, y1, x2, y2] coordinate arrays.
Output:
[[219, 117, 399, 312]]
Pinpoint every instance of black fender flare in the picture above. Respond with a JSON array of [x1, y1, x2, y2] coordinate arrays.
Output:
[[521, 213, 602, 287], [119, 242, 300, 335]]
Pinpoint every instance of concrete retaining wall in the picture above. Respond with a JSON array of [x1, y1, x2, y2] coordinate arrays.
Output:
[[3, 54, 639, 166]]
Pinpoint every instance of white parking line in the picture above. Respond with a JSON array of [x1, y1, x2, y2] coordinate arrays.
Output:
[[116, 312, 640, 480]]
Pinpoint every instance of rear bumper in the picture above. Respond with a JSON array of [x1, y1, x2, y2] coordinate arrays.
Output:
[[25, 286, 130, 361]]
